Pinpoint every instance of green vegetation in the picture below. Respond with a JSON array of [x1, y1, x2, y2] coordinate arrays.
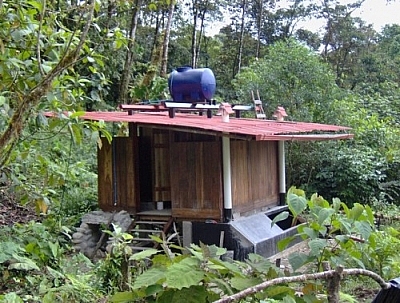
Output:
[[2, 188, 400, 302]]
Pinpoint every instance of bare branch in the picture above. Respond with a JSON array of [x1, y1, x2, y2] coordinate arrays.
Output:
[[213, 267, 391, 303]]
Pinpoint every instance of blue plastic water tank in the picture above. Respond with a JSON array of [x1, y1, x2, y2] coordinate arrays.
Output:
[[168, 67, 216, 102]]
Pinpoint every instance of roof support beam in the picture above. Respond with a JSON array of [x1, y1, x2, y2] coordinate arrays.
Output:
[[222, 136, 233, 222], [278, 141, 286, 206]]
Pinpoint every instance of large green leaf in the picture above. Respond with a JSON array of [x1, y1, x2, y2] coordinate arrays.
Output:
[[0, 242, 21, 263], [332, 198, 342, 212], [287, 193, 307, 218], [210, 278, 235, 296], [288, 252, 310, 272], [246, 254, 274, 273], [271, 211, 289, 227], [308, 238, 328, 257], [349, 203, 364, 221], [277, 235, 297, 251], [157, 286, 209, 303], [301, 226, 320, 239], [8, 255, 40, 271], [109, 291, 137, 302], [230, 276, 262, 291], [340, 219, 353, 234], [48, 241, 59, 259], [317, 208, 335, 226], [265, 285, 294, 299], [208, 258, 243, 276], [165, 258, 204, 290], [355, 221, 372, 240], [145, 284, 163, 297], [133, 268, 166, 290], [198, 242, 227, 259], [129, 249, 160, 261], [364, 205, 375, 225], [282, 295, 297, 303]]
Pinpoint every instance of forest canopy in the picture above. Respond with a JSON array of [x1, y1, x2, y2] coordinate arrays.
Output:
[[0, 0, 399, 218]]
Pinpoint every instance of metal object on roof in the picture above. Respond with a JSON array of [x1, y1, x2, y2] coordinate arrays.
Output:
[[71, 111, 353, 141]]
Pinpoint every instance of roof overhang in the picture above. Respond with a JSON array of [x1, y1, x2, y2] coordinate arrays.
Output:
[[46, 111, 354, 141]]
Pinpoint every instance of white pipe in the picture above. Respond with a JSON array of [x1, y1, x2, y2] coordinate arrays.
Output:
[[278, 141, 286, 204], [222, 136, 232, 213]]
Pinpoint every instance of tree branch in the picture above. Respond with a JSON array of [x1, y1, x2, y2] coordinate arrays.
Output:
[[213, 267, 391, 303], [0, 0, 96, 168]]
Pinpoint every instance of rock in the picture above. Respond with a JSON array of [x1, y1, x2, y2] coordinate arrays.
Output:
[[72, 210, 133, 258]]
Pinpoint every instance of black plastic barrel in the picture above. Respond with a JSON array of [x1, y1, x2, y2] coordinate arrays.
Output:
[[168, 67, 216, 103]]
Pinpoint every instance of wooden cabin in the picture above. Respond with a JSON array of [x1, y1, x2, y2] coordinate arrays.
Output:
[[71, 109, 353, 259], [81, 110, 352, 221]]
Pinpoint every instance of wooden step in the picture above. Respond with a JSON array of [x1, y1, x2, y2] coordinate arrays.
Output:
[[135, 220, 167, 225], [133, 229, 163, 233]]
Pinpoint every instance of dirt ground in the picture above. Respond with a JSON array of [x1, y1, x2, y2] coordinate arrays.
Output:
[[0, 189, 39, 227], [268, 240, 310, 270]]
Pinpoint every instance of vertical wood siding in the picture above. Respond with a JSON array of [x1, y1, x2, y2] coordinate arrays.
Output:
[[98, 137, 113, 209], [231, 140, 279, 214], [153, 129, 171, 202], [98, 137, 138, 212], [170, 139, 223, 221]]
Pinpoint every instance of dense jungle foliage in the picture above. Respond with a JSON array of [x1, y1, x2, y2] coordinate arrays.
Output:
[[1, 0, 400, 302]]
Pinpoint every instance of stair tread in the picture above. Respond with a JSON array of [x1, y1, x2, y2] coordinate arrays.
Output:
[[133, 229, 163, 233], [135, 220, 167, 225]]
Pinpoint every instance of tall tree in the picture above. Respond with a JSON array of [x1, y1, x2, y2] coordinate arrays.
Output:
[[118, 0, 143, 103], [318, 0, 376, 89], [160, 0, 176, 77], [235, 0, 247, 75], [232, 39, 341, 122], [182, 0, 224, 67]]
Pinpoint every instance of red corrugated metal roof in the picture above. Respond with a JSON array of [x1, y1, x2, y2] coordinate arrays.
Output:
[[53, 111, 354, 141]]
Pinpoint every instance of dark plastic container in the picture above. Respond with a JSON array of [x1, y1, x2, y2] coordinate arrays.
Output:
[[168, 67, 216, 103], [372, 277, 400, 303]]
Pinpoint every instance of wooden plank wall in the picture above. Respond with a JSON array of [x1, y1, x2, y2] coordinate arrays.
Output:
[[98, 137, 138, 213], [170, 140, 223, 221], [153, 129, 171, 202], [98, 137, 113, 210], [231, 140, 279, 214]]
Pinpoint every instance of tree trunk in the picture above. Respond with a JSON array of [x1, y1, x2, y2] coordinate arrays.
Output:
[[255, 0, 263, 58], [191, 0, 199, 68], [149, 12, 161, 62], [118, 0, 142, 104], [234, 0, 246, 77], [195, 0, 208, 67], [160, 0, 176, 77]]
